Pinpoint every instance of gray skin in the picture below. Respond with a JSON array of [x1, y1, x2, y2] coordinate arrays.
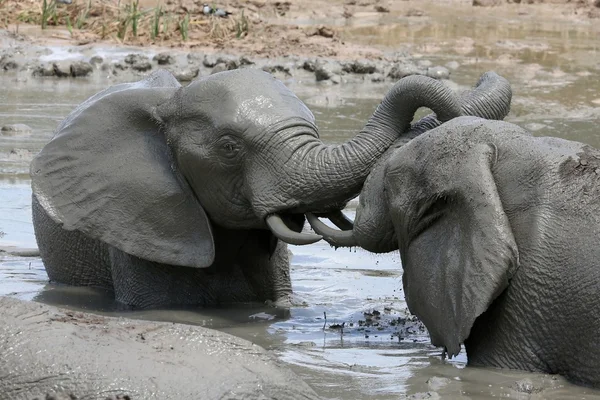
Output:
[[318, 116, 600, 388], [30, 68, 466, 308], [0, 296, 320, 399]]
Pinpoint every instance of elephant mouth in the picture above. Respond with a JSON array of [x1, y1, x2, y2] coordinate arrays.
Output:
[[265, 210, 357, 247]]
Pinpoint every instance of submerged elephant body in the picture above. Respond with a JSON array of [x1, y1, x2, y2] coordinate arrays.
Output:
[[31, 68, 473, 308], [336, 117, 600, 387]]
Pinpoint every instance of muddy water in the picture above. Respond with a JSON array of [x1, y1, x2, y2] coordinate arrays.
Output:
[[2, 9, 600, 400]]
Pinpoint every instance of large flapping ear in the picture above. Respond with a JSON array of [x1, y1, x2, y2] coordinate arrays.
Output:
[[386, 118, 520, 357], [31, 70, 215, 268]]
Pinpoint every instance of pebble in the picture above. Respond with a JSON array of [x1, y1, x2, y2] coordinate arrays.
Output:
[[1, 124, 32, 136]]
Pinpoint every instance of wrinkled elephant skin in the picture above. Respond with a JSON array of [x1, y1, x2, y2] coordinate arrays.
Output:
[[30, 68, 467, 308], [348, 116, 600, 388]]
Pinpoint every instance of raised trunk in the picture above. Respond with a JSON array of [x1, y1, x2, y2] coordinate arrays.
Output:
[[335, 71, 513, 251], [280, 75, 463, 213]]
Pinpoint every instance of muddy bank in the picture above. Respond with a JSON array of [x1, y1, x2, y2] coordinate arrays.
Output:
[[0, 30, 456, 86], [0, 295, 321, 399]]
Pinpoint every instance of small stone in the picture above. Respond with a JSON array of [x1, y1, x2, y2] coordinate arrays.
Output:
[[302, 59, 318, 72], [203, 54, 219, 68], [406, 8, 426, 17], [426, 66, 450, 80], [388, 63, 423, 80], [174, 68, 200, 81], [594, 168, 599, 175], [314, 61, 342, 82], [53, 61, 71, 77], [153, 52, 174, 65], [70, 61, 93, 77], [33, 63, 56, 77], [342, 59, 377, 74], [1, 124, 32, 136], [8, 148, 33, 160], [0, 55, 18, 71], [374, 5, 389, 12], [418, 59, 433, 68], [89, 56, 103, 66], [124, 53, 150, 65], [131, 61, 153, 72], [330, 74, 341, 84], [211, 64, 229, 75], [262, 64, 291, 76], [187, 52, 203, 62], [239, 56, 254, 66], [370, 73, 385, 82], [427, 376, 451, 391]]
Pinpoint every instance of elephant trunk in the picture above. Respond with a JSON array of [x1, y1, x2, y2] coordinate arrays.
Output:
[[278, 75, 463, 215], [310, 71, 513, 251]]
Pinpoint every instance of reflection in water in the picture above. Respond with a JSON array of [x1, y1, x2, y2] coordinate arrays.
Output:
[[1, 8, 600, 397]]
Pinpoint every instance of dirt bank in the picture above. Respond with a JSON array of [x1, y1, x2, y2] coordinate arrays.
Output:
[[1, 0, 598, 61]]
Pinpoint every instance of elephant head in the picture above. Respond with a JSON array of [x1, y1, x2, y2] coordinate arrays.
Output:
[[31, 68, 464, 270], [307, 71, 513, 251]]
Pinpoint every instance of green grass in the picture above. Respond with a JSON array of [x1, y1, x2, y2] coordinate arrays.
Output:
[[41, 0, 57, 29], [178, 12, 189, 41], [151, 4, 162, 40], [236, 9, 248, 39]]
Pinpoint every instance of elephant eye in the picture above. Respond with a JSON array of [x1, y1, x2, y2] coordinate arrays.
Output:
[[217, 136, 241, 159]]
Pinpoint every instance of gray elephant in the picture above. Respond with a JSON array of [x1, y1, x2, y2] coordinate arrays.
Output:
[[312, 116, 600, 388], [31, 68, 470, 309], [0, 296, 320, 399]]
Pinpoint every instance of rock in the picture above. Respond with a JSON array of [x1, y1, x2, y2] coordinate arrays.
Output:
[[32, 63, 56, 77], [417, 59, 433, 68], [216, 56, 239, 70], [154, 52, 174, 65], [53, 61, 71, 77], [203, 54, 219, 68], [89, 56, 103, 66], [174, 68, 200, 81], [302, 59, 318, 72], [131, 61, 153, 72], [0, 55, 18, 71], [342, 59, 377, 74], [401, 392, 441, 400], [370, 73, 385, 82], [124, 53, 150, 65], [375, 5, 389, 12], [113, 62, 129, 71], [426, 66, 450, 80], [187, 52, 203, 63], [211, 63, 229, 74], [314, 61, 342, 82], [262, 64, 291, 76], [330, 74, 341, 84], [306, 25, 335, 38], [1, 124, 32, 136], [473, 0, 504, 5], [388, 63, 423, 80], [70, 61, 93, 77], [239, 56, 255, 66]]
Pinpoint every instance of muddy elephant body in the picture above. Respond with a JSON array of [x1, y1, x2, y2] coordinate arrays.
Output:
[[327, 117, 600, 387], [31, 68, 478, 308]]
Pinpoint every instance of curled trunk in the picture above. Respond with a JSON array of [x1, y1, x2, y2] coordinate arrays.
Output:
[[309, 71, 513, 251]]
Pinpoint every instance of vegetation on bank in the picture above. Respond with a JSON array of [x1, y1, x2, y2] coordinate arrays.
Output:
[[0, 0, 250, 43]]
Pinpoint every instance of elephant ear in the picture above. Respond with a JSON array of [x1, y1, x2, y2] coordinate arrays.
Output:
[[387, 119, 519, 357], [31, 70, 215, 269]]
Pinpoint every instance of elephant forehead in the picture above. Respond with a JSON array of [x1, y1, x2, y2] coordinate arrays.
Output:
[[235, 93, 315, 128]]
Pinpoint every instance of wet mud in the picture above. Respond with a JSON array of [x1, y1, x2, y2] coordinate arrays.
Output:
[[1, 1, 600, 398]]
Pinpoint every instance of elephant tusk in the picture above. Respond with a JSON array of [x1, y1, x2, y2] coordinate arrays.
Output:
[[324, 210, 354, 231], [266, 214, 323, 245], [305, 213, 357, 248]]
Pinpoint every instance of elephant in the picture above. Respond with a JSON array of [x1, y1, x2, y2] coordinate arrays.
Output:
[[30, 67, 474, 309], [0, 296, 320, 399], [311, 116, 600, 388]]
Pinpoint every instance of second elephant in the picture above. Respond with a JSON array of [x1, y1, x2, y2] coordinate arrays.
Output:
[[316, 116, 600, 388]]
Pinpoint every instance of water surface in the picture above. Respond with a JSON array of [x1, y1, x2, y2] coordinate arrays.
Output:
[[1, 7, 600, 398]]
